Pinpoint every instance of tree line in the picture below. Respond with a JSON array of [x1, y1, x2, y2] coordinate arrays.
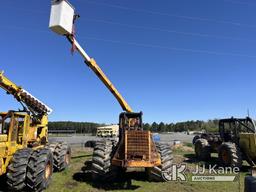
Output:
[[143, 119, 219, 133], [48, 119, 219, 134], [48, 121, 104, 135]]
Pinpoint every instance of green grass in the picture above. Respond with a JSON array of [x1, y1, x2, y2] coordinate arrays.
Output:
[[46, 147, 248, 192], [184, 142, 193, 148]]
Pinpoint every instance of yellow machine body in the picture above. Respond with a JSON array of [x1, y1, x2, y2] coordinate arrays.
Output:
[[0, 72, 50, 176], [112, 130, 161, 167], [239, 133, 256, 161]]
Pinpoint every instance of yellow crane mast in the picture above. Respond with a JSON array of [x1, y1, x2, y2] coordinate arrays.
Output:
[[67, 37, 133, 113]]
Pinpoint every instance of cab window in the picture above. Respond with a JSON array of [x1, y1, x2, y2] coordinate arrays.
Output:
[[13, 116, 25, 144], [0, 116, 2, 134], [2, 116, 11, 134]]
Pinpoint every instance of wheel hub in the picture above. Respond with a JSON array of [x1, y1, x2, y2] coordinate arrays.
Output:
[[45, 162, 51, 180], [222, 149, 229, 164], [65, 152, 71, 165]]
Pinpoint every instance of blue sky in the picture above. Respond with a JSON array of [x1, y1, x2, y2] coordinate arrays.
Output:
[[0, 0, 256, 123]]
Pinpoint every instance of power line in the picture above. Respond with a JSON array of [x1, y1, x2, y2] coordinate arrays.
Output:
[[1, 4, 255, 43], [79, 36, 256, 59], [1, 25, 256, 59], [84, 18, 253, 43], [80, 0, 256, 29]]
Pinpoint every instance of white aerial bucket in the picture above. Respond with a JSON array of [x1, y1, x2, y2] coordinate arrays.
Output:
[[49, 0, 75, 35]]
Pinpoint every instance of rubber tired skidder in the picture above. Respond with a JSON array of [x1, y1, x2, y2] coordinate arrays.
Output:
[[49, 0, 173, 181], [193, 117, 256, 169], [0, 72, 71, 191]]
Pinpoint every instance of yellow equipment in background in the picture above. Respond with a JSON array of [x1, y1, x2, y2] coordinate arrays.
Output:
[[96, 125, 119, 138], [0, 72, 71, 191], [193, 117, 256, 169]]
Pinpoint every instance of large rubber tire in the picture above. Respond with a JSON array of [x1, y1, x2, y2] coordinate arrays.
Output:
[[91, 140, 118, 181], [192, 135, 200, 145], [194, 138, 211, 161], [48, 142, 71, 172], [218, 142, 242, 169], [6, 148, 33, 191], [147, 143, 173, 181], [244, 176, 256, 192], [27, 148, 53, 192]]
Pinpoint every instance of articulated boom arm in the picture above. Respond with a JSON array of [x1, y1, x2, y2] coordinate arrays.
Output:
[[0, 72, 52, 116], [67, 36, 133, 113]]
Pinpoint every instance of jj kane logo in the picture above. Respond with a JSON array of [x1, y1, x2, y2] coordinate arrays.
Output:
[[163, 163, 239, 182]]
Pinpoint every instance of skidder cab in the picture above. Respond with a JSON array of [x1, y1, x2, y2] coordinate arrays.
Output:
[[112, 112, 161, 168], [0, 110, 48, 148]]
